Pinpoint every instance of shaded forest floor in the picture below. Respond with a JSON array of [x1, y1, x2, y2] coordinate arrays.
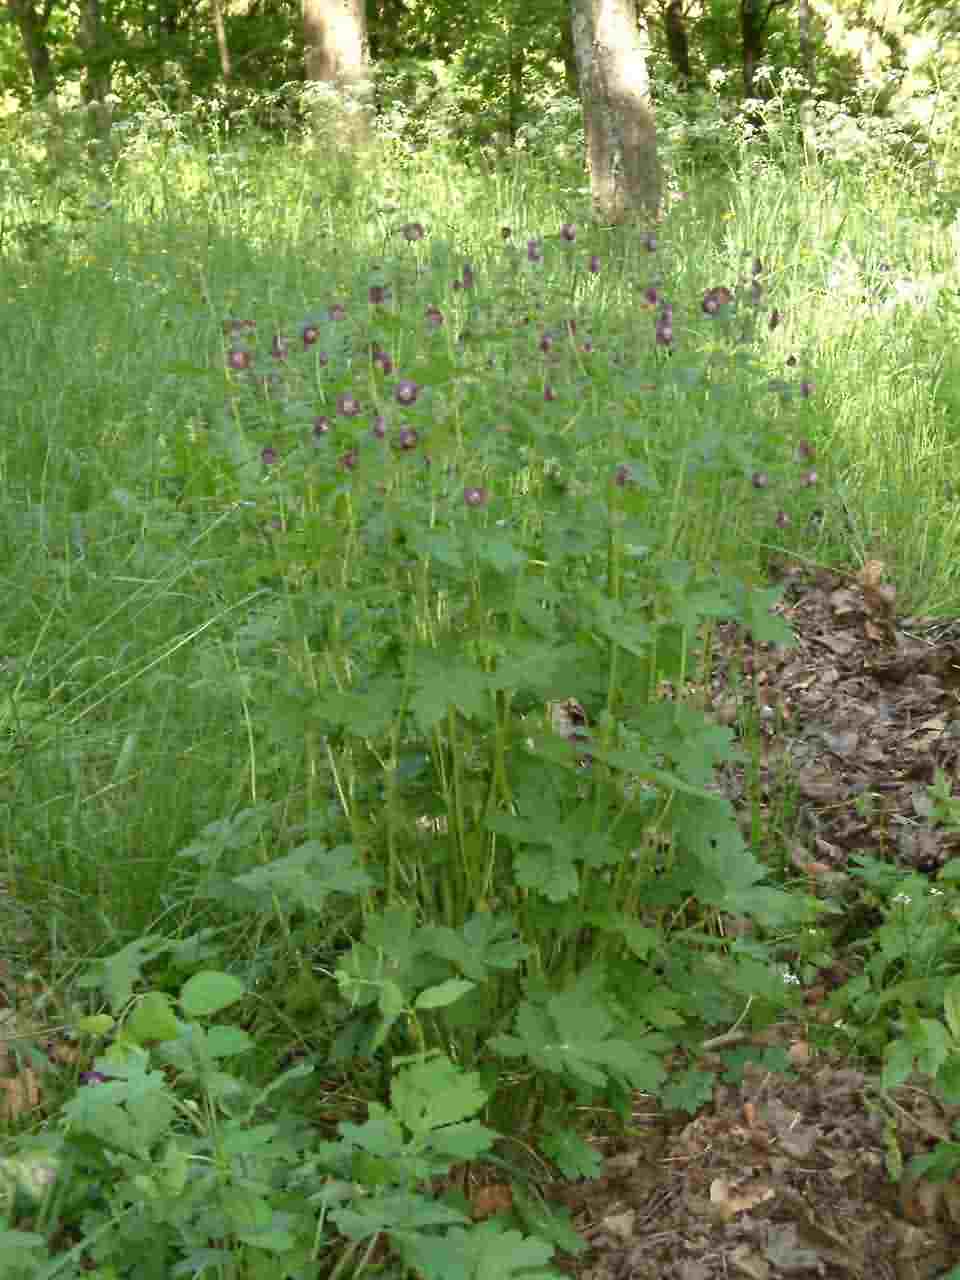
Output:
[[551, 557, 960, 1280]]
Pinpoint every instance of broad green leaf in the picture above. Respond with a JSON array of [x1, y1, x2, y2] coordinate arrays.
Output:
[[75, 1013, 116, 1035], [126, 992, 179, 1045], [416, 979, 476, 1010], [205, 1025, 254, 1058], [180, 971, 246, 1018]]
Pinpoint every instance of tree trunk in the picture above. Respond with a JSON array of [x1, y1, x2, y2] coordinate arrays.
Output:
[[507, 27, 524, 142], [211, 0, 232, 80], [8, 0, 56, 100], [664, 0, 691, 91], [741, 0, 763, 99], [569, 0, 659, 224], [303, 0, 371, 145], [77, 0, 112, 128]]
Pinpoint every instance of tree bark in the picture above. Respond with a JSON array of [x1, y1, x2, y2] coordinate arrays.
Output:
[[569, 0, 659, 224], [211, 0, 232, 80], [302, 0, 371, 145], [8, 0, 56, 100], [664, 0, 691, 91], [77, 0, 112, 120]]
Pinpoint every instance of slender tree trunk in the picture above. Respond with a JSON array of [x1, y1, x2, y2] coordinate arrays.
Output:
[[797, 0, 817, 162], [664, 0, 691, 91], [8, 0, 56, 100], [77, 0, 112, 135], [741, 0, 763, 99], [507, 28, 524, 142], [302, 0, 371, 145], [211, 0, 232, 80], [569, 0, 659, 223]]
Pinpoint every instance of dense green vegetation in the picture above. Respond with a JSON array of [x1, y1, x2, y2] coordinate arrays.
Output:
[[3, 2, 960, 1276]]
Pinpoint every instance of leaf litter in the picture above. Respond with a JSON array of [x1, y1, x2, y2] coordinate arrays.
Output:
[[543, 554, 960, 1280]]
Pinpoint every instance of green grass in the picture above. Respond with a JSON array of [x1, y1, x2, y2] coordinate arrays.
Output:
[[3, 110, 960, 1276]]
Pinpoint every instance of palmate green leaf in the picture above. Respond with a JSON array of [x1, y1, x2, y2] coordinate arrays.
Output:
[[316, 675, 404, 738], [424, 1119, 496, 1162], [513, 846, 580, 903], [233, 841, 373, 913], [333, 1192, 468, 1242], [491, 972, 665, 1094], [395, 1220, 562, 1280], [391, 1054, 488, 1135], [77, 935, 171, 1012], [419, 913, 529, 981], [539, 1129, 603, 1181], [410, 648, 492, 731]]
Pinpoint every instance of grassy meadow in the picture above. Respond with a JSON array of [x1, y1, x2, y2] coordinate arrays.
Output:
[[2, 107, 960, 1275]]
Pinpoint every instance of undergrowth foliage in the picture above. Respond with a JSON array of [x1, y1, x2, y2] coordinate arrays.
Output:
[[0, 211, 832, 1277], [0, 109, 879, 1274]]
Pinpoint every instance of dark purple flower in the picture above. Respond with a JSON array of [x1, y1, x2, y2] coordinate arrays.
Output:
[[581, 339, 594, 354], [271, 334, 289, 361], [262, 446, 277, 465], [588, 254, 601, 274], [397, 427, 418, 450], [395, 378, 419, 405], [751, 471, 769, 489], [775, 510, 791, 528], [643, 285, 658, 305], [339, 449, 359, 470], [425, 305, 444, 329], [80, 1071, 109, 1086], [372, 414, 387, 438], [800, 380, 814, 399], [527, 239, 542, 263], [328, 303, 347, 322], [369, 284, 390, 305], [337, 393, 361, 417], [769, 309, 781, 331], [642, 232, 658, 252], [655, 303, 673, 347], [544, 384, 556, 402], [402, 221, 425, 242], [302, 324, 320, 347], [539, 333, 554, 354], [312, 415, 331, 437], [800, 469, 818, 487], [614, 464, 633, 487], [796, 439, 815, 461], [702, 286, 733, 315], [560, 223, 577, 242], [461, 264, 475, 290], [464, 485, 488, 507], [373, 348, 394, 376], [227, 348, 252, 371]]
